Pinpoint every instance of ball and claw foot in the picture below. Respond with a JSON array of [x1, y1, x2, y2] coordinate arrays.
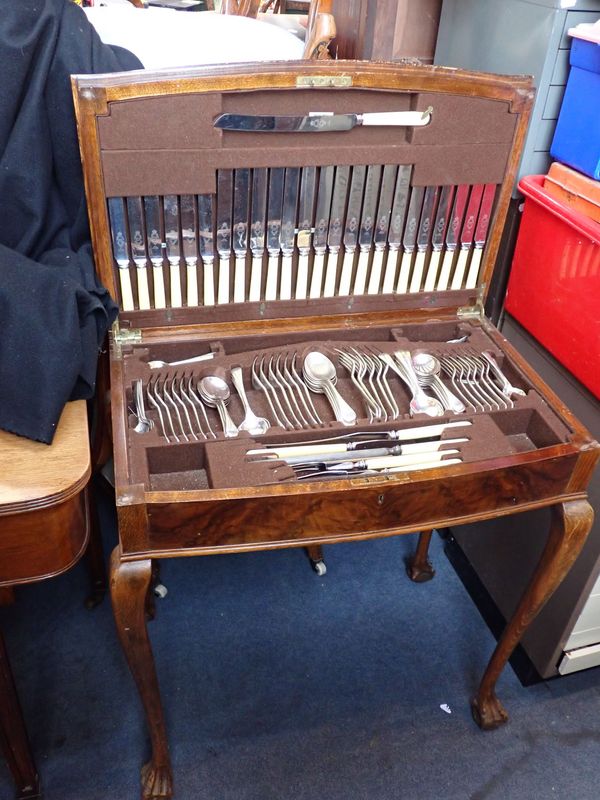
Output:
[[405, 557, 435, 583], [141, 761, 173, 800], [471, 692, 509, 731]]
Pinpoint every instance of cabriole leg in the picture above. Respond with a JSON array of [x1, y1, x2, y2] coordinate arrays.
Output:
[[406, 530, 436, 582]]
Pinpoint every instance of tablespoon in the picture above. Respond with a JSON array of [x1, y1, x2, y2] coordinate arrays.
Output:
[[148, 352, 216, 369], [230, 366, 270, 435], [199, 376, 238, 438], [412, 352, 466, 414], [303, 352, 357, 426], [379, 353, 444, 418]]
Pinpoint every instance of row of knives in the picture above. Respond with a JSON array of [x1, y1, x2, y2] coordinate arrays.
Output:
[[107, 165, 497, 312]]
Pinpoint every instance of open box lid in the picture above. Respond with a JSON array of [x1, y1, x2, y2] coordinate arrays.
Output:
[[72, 60, 533, 337]]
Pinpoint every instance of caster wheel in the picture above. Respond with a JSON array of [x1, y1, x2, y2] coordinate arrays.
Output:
[[313, 560, 327, 576], [154, 583, 168, 599]]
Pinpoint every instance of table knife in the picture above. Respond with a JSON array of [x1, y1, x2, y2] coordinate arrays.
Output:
[[367, 165, 397, 294], [280, 167, 300, 301], [213, 109, 433, 133], [249, 168, 268, 302], [323, 165, 350, 298], [338, 165, 366, 296], [396, 185, 424, 294], [436, 184, 469, 291], [232, 169, 250, 303], [465, 183, 496, 290], [143, 196, 166, 309], [451, 184, 484, 290], [423, 185, 454, 292], [180, 194, 198, 307], [198, 193, 215, 306], [295, 166, 317, 300], [216, 171, 233, 304], [126, 196, 151, 310], [107, 197, 134, 312], [409, 185, 439, 293], [353, 165, 382, 295], [163, 195, 183, 308], [382, 165, 412, 294], [265, 167, 285, 301], [309, 165, 334, 299]]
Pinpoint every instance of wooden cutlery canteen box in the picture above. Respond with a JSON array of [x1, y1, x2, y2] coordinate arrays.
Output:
[[73, 61, 598, 739]]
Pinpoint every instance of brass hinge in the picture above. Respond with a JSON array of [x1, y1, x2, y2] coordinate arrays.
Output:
[[113, 323, 142, 353], [457, 300, 485, 321], [296, 75, 352, 88]]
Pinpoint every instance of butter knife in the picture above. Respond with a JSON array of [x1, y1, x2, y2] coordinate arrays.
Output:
[[423, 185, 454, 292], [367, 164, 397, 295], [216, 171, 233, 304], [280, 167, 300, 301], [409, 185, 439, 293], [465, 183, 496, 290], [436, 184, 469, 291], [249, 168, 267, 302], [353, 164, 381, 295], [164, 195, 182, 308], [143, 196, 166, 309], [126, 196, 151, 310], [323, 165, 350, 298], [382, 165, 412, 294], [180, 194, 198, 307], [451, 184, 484, 290], [265, 167, 285, 301], [338, 165, 366, 296], [232, 169, 250, 303], [213, 109, 433, 133], [295, 166, 317, 300], [107, 197, 134, 312], [198, 193, 215, 306], [396, 185, 424, 294], [309, 165, 334, 299]]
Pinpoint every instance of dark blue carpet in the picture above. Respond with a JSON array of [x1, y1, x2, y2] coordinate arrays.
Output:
[[2, 496, 600, 800]]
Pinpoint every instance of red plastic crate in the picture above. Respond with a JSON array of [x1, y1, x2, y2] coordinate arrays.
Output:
[[505, 175, 600, 399]]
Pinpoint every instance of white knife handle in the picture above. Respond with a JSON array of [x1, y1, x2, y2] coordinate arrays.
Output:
[[152, 264, 166, 309], [436, 249, 455, 291], [295, 253, 309, 300], [465, 247, 483, 290], [280, 254, 292, 301], [423, 250, 441, 293], [119, 266, 134, 312], [265, 253, 279, 301], [381, 248, 399, 294], [137, 266, 151, 310], [360, 110, 432, 128], [203, 259, 215, 306], [386, 458, 462, 474], [323, 250, 339, 298], [396, 251, 413, 294], [409, 250, 426, 293], [361, 450, 458, 469], [248, 443, 347, 458], [338, 250, 355, 296], [169, 261, 182, 308], [234, 255, 246, 303], [309, 252, 325, 298], [217, 256, 230, 304], [249, 254, 263, 302], [353, 250, 370, 295], [451, 248, 470, 290], [367, 248, 385, 294], [186, 260, 198, 307]]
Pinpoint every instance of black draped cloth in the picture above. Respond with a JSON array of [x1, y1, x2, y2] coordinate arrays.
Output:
[[0, 0, 142, 443]]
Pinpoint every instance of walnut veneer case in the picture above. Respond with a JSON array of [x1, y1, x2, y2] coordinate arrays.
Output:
[[73, 61, 598, 800]]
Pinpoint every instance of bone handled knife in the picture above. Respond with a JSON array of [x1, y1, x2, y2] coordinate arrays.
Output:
[[382, 165, 412, 294], [295, 166, 317, 300], [423, 185, 454, 292], [465, 183, 496, 290], [338, 165, 366, 296], [180, 194, 199, 307], [232, 169, 250, 303], [126, 196, 151, 310], [163, 195, 182, 308], [213, 109, 433, 132], [280, 167, 300, 301], [248, 169, 268, 302], [396, 185, 425, 294], [409, 185, 439, 293], [265, 167, 285, 302], [309, 165, 334, 299], [323, 165, 350, 298], [143, 196, 166, 309], [451, 184, 484, 290], [216, 170, 233, 304], [198, 193, 215, 306], [353, 164, 382, 295], [367, 164, 397, 295], [107, 197, 135, 312], [436, 184, 469, 291]]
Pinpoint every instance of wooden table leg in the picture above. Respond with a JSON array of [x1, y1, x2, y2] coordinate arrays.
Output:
[[305, 545, 327, 575], [472, 499, 594, 730], [0, 630, 41, 800], [84, 487, 107, 609], [110, 549, 173, 800], [406, 530, 435, 582]]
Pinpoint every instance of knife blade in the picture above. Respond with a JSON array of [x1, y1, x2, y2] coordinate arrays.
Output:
[[216, 170, 233, 304], [353, 164, 382, 295], [248, 168, 268, 302], [213, 109, 433, 133], [198, 193, 215, 306], [143, 196, 166, 309], [164, 195, 182, 308], [423, 185, 454, 292], [338, 165, 366, 296], [409, 185, 439, 293], [323, 165, 350, 298], [382, 165, 412, 294], [396, 185, 425, 294], [232, 169, 250, 303], [295, 166, 317, 300], [279, 167, 300, 301], [265, 167, 285, 301], [451, 184, 484, 290], [465, 183, 496, 289], [180, 194, 198, 307], [436, 184, 469, 291], [108, 196, 134, 312], [367, 164, 397, 295], [309, 165, 334, 299], [126, 196, 151, 310]]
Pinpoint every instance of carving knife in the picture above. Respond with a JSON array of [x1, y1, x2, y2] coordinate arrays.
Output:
[[436, 184, 469, 291], [163, 195, 182, 308], [309, 165, 334, 299], [338, 164, 366, 296], [265, 167, 285, 301], [367, 164, 397, 295], [232, 169, 250, 303], [249, 438, 468, 462], [216, 170, 233, 304], [213, 109, 433, 132], [180, 194, 198, 307], [451, 184, 484, 290], [198, 193, 215, 306], [143, 196, 166, 309], [396, 185, 425, 294], [107, 197, 134, 312], [423, 185, 455, 292], [295, 166, 317, 300], [126, 196, 151, 310], [353, 164, 382, 295], [409, 185, 439, 293], [248, 168, 268, 302], [280, 167, 301, 301], [381, 165, 412, 294], [294, 450, 460, 473], [465, 183, 496, 290], [323, 165, 350, 298]]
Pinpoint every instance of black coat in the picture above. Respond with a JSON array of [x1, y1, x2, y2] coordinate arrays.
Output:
[[0, 0, 141, 443]]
